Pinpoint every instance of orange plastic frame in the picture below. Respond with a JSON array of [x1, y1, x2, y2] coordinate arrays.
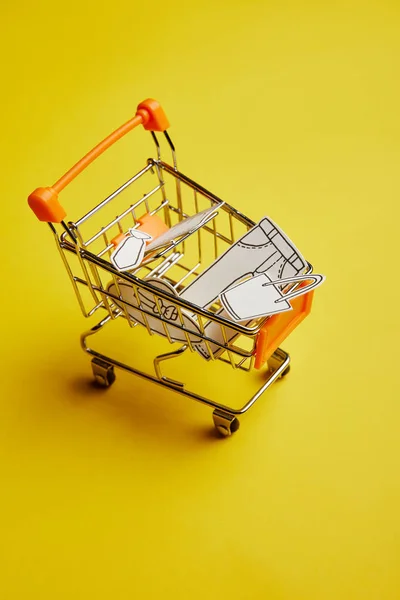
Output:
[[254, 286, 314, 369], [28, 99, 169, 223], [110, 213, 170, 248]]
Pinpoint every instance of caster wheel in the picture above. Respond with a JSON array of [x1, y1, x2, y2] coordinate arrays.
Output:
[[280, 364, 291, 379], [212, 409, 240, 437], [91, 358, 116, 388]]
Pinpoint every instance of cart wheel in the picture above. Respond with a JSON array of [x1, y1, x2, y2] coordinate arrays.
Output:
[[212, 409, 240, 437], [280, 365, 291, 379], [91, 358, 116, 388]]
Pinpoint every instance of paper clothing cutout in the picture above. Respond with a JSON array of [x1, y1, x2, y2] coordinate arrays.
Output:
[[181, 216, 308, 309], [107, 277, 206, 347], [193, 308, 252, 361], [220, 273, 325, 321], [145, 206, 220, 253], [111, 230, 152, 271]]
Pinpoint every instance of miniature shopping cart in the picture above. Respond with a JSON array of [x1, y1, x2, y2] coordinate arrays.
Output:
[[28, 99, 316, 436]]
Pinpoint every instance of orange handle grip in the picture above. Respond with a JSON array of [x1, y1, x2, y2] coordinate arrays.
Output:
[[28, 99, 169, 223]]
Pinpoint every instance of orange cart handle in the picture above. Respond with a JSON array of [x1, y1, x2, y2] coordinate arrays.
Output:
[[28, 99, 170, 223]]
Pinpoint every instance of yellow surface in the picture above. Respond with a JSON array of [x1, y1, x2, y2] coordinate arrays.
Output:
[[1, 1, 400, 598]]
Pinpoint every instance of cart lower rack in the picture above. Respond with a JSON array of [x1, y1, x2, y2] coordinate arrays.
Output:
[[28, 99, 317, 436]]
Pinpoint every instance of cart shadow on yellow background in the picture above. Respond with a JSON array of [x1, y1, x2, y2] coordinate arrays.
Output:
[[58, 330, 288, 445]]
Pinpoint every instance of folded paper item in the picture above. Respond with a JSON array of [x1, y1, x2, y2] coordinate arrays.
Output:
[[220, 273, 325, 321], [193, 308, 253, 361], [179, 215, 314, 359], [181, 216, 308, 309], [110, 230, 152, 271], [107, 277, 208, 352], [145, 205, 220, 253]]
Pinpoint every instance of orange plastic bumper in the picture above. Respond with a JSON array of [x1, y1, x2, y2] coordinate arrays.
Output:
[[254, 288, 314, 369]]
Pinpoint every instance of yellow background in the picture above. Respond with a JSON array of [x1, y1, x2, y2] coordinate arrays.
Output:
[[1, 1, 399, 598]]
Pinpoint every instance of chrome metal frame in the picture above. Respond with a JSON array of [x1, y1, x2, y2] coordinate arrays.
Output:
[[48, 131, 311, 435]]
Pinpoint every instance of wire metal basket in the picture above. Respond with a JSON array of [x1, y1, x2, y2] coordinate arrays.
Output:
[[28, 99, 315, 436]]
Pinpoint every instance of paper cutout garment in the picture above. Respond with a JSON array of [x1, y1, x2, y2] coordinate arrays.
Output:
[[179, 216, 310, 360], [194, 308, 253, 360], [181, 216, 308, 309], [107, 277, 207, 349], [145, 206, 220, 253], [110, 230, 152, 271], [220, 273, 325, 321]]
